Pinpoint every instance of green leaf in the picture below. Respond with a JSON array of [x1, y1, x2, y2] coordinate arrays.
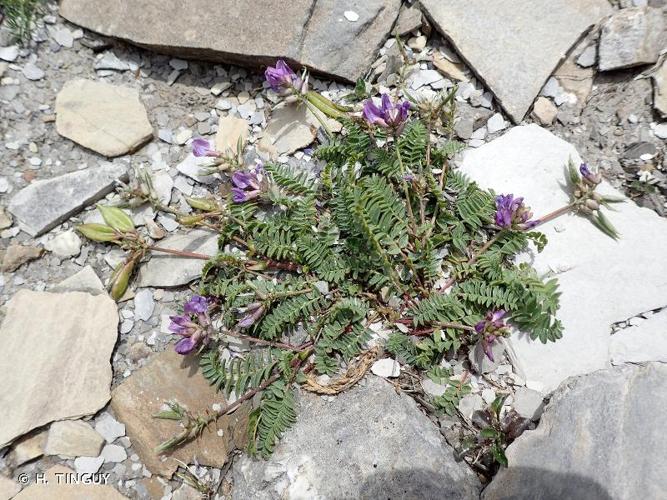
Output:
[[480, 427, 499, 439], [492, 445, 508, 467]]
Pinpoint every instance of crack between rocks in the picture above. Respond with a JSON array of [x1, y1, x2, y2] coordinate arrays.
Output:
[[296, 0, 319, 58], [609, 304, 667, 335]]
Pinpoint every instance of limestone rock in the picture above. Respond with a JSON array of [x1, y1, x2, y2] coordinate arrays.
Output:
[[609, 308, 667, 365], [8, 163, 128, 237], [512, 387, 545, 420], [0, 475, 20, 500], [554, 58, 594, 106], [0, 243, 43, 272], [14, 465, 128, 499], [258, 103, 319, 157], [459, 125, 667, 392], [598, 7, 664, 72], [370, 358, 401, 378], [395, 3, 423, 36], [653, 58, 667, 118], [45, 420, 105, 458], [420, 0, 611, 122], [56, 79, 153, 157], [94, 414, 126, 444], [532, 97, 558, 125], [53, 266, 105, 294], [484, 363, 667, 499], [0, 290, 118, 447], [232, 376, 480, 499], [45, 230, 82, 258], [215, 116, 249, 156], [137, 229, 218, 287], [433, 53, 468, 82], [59, 0, 402, 83], [111, 349, 250, 477], [11, 430, 47, 466]]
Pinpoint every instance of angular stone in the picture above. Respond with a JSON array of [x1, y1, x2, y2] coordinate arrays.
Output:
[[215, 116, 249, 156], [598, 7, 664, 72], [56, 79, 153, 157], [54, 265, 105, 294], [45, 230, 82, 258], [11, 430, 47, 466], [8, 163, 128, 237], [233, 376, 480, 499], [111, 349, 250, 477], [609, 308, 667, 365], [0, 243, 43, 272], [101, 443, 127, 463], [134, 289, 155, 321], [0, 291, 118, 447], [176, 154, 219, 184], [370, 358, 401, 378], [484, 363, 667, 499], [653, 59, 667, 118], [512, 387, 545, 420], [532, 97, 558, 125], [420, 0, 611, 122], [59, 0, 402, 83], [395, 3, 423, 36], [74, 456, 105, 474], [95, 414, 126, 444], [459, 125, 667, 392], [137, 229, 218, 287], [433, 53, 468, 82], [554, 58, 594, 105], [14, 465, 128, 499], [45, 420, 105, 458], [0, 475, 20, 500], [258, 103, 318, 158]]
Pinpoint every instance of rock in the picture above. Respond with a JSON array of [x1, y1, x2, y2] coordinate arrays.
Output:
[[653, 59, 667, 118], [469, 341, 504, 374], [532, 97, 558, 125], [370, 358, 401, 378], [176, 154, 218, 184], [408, 35, 427, 51], [172, 484, 203, 500], [8, 163, 128, 237], [0, 207, 12, 229], [576, 44, 597, 68], [22, 62, 45, 81], [45, 420, 105, 458], [554, 58, 594, 106], [52, 27, 75, 47], [111, 349, 249, 477], [45, 230, 82, 258], [0, 290, 118, 447], [457, 393, 484, 419], [1, 243, 43, 272], [598, 7, 664, 72], [134, 289, 155, 321], [56, 79, 153, 157], [59, 0, 401, 83], [512, 387, 545, 420], [395, 3, 423, 36], [74, 456, 105, 474], [0, 45, 19, 62], [101, 443, 128, 463], [95, 414, 126, 443], [15, 465, 127, 499], [0, 475, 20, 500], [408, 69, 444, 90], [433, 53, 468, 82], [486, 113, 507, 134], [137, 229, 218, 287], [11, 430, 47, 466], [609, 308, 667, 364], [421, 379, 448, 397], [215, 115, 249, 156], [654, 123, 667, 139], [484, 363, 667, 499], [420, 0, 611, 122], [459, 125, 667, 392], [258, 103, 319, 157], [54, 265, 105, 294], [152, 171, 173, 206], [232, 376, 480, 499]]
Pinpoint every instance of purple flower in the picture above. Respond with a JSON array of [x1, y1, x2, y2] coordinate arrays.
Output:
[[237, 302, 265, 329], [265, 60, 301, 92], [362, 94, 410, 131], [184, 295, 209, 315], [474, 310, 509, 362], [170, 295, 212, 355], [175, 337, 197, 355], [495, 194, 535, 230], [231, 170, 262, 203], [579, 163, 601, 185], [192, 138, 218, 158]]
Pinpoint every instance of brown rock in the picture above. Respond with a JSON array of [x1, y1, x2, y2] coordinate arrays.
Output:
[[258, 103, 319, 158], [44, 420, 105, 458], [1, 243, 43, 272], [395, 3, 423, 36], [433, 53, 468, 82], [554, 58, 594, 106], [0, 207, 12, 230], [110, 349, 250, 477], [215, 116, 249, 157], [532, 97, 558, 126], [13, 465, 128, 499], [11, 430, 47, 466]]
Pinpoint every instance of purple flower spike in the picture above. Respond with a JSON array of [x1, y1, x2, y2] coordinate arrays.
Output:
[[231, 170, 262, 203], [232, 171, 260, 190], [184, 295, 209, 315], [475, 310, 509, 362], [495, 194, 535, 230], [168, 314, 190, 334], [192, 138, 218, 158], [265, 60, 301, 92], [362, 94, 410, 131], [579, 163, 601, 185], [175, 337, 197, 355]]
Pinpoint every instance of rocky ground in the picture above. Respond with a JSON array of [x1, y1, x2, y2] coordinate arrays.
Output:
[[0, 1, 666, 499]]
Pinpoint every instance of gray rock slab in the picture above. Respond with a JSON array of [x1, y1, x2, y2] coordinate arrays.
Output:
[[59, 0, 402, 83], [598, 7, 664, 72], [420, 0, 611, 122], [0, 290, 118, 448], [459, 125, 667, 393], [53, 265, 105, 294], [232, 376, 480, 499], [8, 163, 128, 237], [137, 229, 218, 287], [609, 308, 667, 365], [483, 363, 667, 499]]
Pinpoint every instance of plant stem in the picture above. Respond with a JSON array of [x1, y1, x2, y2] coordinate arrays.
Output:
[[149, 246, 212, 260], [225, 331, 310, 352], [395, 145, 419, 234], [303, 98, 333, 139], [439, 232, 503, 293], [529, 203, 577, 229]]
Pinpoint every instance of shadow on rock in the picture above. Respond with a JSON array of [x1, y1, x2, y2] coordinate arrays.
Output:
[[482, 466, 613, 500], [359, 467, 480, 500]]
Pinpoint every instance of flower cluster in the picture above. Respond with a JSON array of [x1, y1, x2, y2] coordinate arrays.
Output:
[[169, 295, 212, 355], [474, 310, 510, 361], [231, 168, 263, 203], [495, 194, 537, 230], [265, 59, 303, 94], [191, 138, 219, 158], [362, 94, 410, 132]]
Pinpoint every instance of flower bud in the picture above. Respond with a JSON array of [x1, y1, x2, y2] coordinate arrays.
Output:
[[110, 259, 135, 301], [97, 205, 135, 232], [77, 223, 119, 242], [585, 199, 600, 211]]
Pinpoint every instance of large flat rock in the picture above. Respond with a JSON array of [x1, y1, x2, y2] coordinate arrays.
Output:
[[111, 349, 250, 477], [420, 0, 611, 122], [8, 163, 128, 236], [56, 79, 153, 157], [484, 363, 667, 499], [59, 0, 402, 83], [459, 125, 667, 393], [0, 290, 118, 448], [232, 376, 480, 499]]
